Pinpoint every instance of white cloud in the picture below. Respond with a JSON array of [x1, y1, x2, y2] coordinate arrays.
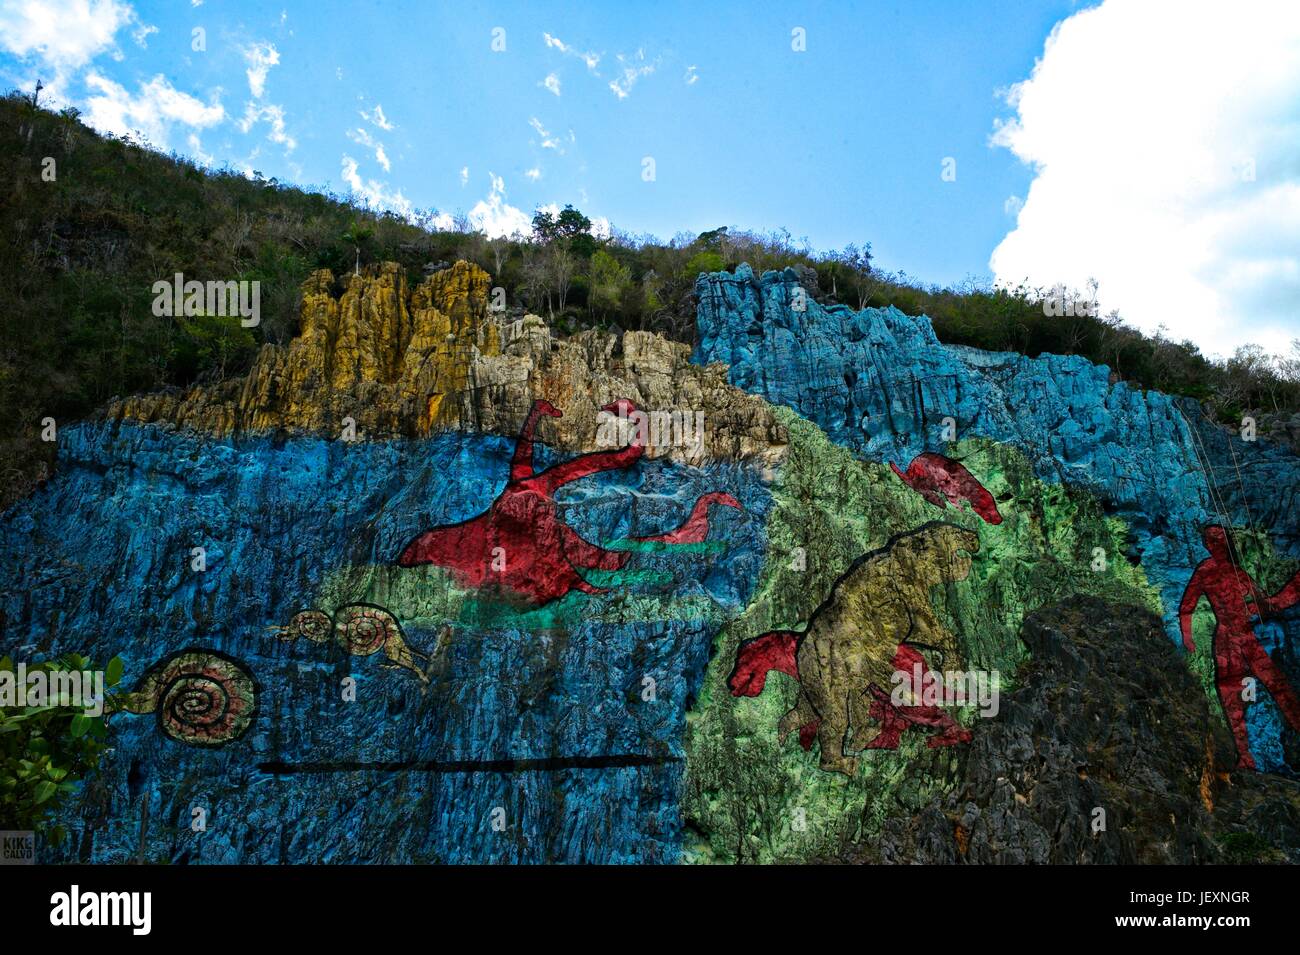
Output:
[[239, 100, 296, 151], [684, 65, 698, 86], [460, 165, 469, 186], [468, 173, 533, 239], [609, 50, 656, 100], [360, 103, 394, 130], [591, 216, 611, 240], [346, 126, 388, 171], [529, 116, 562, 152], [524, 167, 540, 181], [1003, 195, 1023, 218], [542, 72, 561, 96], [130, 20, 154, 47], [242, 41, 279, 98], [0, 0, 135, 69], [989, 0, 1300, 359], [83, 71, 223, 147], [542, 32, 599, 70], [186, 132, 214, 166], [340, 154, 415, 218]]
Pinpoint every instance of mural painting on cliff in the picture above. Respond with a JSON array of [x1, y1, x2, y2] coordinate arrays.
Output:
[[272, 604, 433, 684], [397, 398, 744, 605], [1180, 525, 1300, 770], [694, 264, 1300, 782], [728, 522, 981, 774], [107, 650, 257, 747], [7, 260, 1300, 864], [890, 453, 1003, 525]]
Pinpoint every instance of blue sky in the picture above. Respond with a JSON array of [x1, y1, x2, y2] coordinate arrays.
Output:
[[0, 0, 1084, 284], [3, 1, 1299, 356]]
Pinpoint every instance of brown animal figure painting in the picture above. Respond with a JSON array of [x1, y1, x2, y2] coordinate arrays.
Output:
[[728, 522, 980, 775]]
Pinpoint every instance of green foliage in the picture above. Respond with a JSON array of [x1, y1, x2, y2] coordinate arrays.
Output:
[[532, 203, 591, 244], [588, 249, 632, 318], [0, 653, 120, 839], [1217, 830, 1280, 864], [684, 250, 725, 276], [175, 314, 259, 381]]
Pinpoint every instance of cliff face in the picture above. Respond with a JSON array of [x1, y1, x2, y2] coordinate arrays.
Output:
[[2, 261, 1299, 864], [113, 261, 785, 467], [695, 265, 1300, 774]]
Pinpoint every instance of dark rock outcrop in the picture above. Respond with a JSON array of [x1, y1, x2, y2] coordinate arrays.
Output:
[[877, 595, 1300, 863]]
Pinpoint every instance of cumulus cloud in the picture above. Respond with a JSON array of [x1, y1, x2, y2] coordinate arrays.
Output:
[[468, 173, 533, 239], [83, 71, 223, 147], [524, 167, 541, 181], [242, 41, 279, 98], [0, 0, 135, 70], [989, 0, 1300, 358], [542, 72, 561, 96], [684, 65, 698, 86], [542, 32, 599, 70]]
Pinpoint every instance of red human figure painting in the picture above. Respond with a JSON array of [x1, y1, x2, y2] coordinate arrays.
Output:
[[1179, 525, 1300, 770], [890, 453, 1002, 524], [397, 398, 741, 605]]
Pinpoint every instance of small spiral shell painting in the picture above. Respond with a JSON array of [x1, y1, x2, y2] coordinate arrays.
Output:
[[110, 650, 258, 747], [272, 603, 430, 683]]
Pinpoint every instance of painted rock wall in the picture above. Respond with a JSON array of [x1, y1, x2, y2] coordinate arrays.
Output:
[[3, 260, 1299, 864], [695, 265, 1300, 776]]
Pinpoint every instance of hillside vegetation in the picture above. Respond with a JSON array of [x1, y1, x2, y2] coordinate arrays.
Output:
[[3, 89, 1298, 508]]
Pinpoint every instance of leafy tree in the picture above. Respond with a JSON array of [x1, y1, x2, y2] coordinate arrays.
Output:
[[533, 204, 593, 254], [340, 219, 375, 276], [685, 250, 725, 276], [176, 313, 259, 381], [589, 249, 632, 319]]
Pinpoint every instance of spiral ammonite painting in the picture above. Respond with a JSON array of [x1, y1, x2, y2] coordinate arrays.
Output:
[[5, 261, 1300, 865]]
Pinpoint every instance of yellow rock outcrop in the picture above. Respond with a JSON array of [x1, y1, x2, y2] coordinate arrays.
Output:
[[111, 261, 786, 465]]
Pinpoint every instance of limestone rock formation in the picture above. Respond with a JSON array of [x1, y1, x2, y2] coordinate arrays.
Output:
[[113, 261, 785, 467], [875, 595, 1300, 864]]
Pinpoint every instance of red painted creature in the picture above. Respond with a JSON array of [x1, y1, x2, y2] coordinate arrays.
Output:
[[397, 398, 741, 605], [727, 523, 980, 773], [1179, 525, 1300, 770], [890, 453, 1002, 525]]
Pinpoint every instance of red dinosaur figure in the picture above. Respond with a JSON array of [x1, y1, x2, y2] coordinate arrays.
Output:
[[890, 452, 1002, 525], [1179, 525, 1300, 770], [397, 398, 741, 605]]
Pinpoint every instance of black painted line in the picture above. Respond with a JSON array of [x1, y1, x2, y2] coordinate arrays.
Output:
[[257, 754, 681, 774]]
